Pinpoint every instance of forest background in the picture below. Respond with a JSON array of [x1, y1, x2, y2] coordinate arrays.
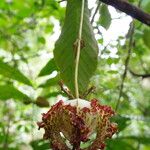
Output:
[[0, 0, 150, 149]]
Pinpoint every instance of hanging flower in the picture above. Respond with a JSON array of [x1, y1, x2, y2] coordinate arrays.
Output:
[[37, 99, 117, 150]]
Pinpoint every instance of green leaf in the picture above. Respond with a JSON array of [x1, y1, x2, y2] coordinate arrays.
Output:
[[99, 4, 111, 30], [0, 85, 30, 101], [30, 139, 50, 150], [53, 0, 98, 95], [119, 136, 150, 145], [38, 37, 46, 44], [12, 0, 34, 18], [106, 138, 136, 150], [141, 1, 150, 13], [45, 24, 54, 33], [111, 115, 130, 132], [0, 60, 32, 86], [45, 91, 62, 98], [39, 75, 60, 88], [143, 27, 150, 48], [38, 58, 57, 77]]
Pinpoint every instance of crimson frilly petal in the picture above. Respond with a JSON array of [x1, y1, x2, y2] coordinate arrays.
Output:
[[37, 99, 118, 150]]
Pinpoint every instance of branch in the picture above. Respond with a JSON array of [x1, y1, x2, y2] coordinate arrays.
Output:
[[81, 86, 96, 98], [99, 0, 150, 26], [91, 1, 101, 24], [115, 22, 134, 111], [129, 69, 150, 78], [59, 81, 74, 99], [58, 0, 66, 3]]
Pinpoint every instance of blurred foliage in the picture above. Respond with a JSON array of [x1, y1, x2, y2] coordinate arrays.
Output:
[[98, 4, 111, 30], [0, 0, 150, 150]]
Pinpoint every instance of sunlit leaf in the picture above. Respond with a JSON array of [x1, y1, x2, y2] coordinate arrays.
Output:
[[38, 58, 57, 77], [39, 75, 60, 88], [0, 84, 30, 101], [0, 60, 32, 86]]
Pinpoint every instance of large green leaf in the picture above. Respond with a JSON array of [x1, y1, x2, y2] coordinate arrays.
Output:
[[0, 85, 30, 101], [53, 0, 98, 95], [38, 58, 57, 77], [99, 4, 111, 30], [0, 60, 32, 86]]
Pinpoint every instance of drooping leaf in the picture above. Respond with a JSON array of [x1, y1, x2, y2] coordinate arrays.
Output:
[[0, 84, 30, 101], [99, 4, 111, 30], [38, 58, 57, 77], [0, 60, 32, 86], [54, 0, 98, 95]]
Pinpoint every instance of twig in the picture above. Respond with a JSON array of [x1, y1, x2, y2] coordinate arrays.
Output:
[[99, 0, 150, 26], [91, 1, 101, 24], [115, 21, 135, 111], [129, 69, 150, 78], [59, 81, 74, 99], [58, 0, 66, 3], [94, 25, 103, 36], [112, 15, 126, 20], [81, 86, 96, 98]]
